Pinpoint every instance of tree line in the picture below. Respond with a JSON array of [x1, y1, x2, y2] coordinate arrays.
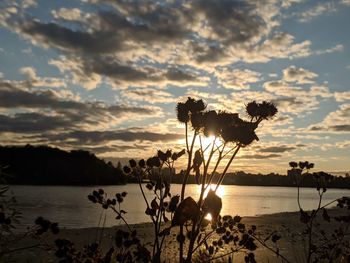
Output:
[[0, 145, 125, 185]]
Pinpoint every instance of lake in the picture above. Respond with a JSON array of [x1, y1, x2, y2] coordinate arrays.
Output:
[[8, 184, 350, 229]]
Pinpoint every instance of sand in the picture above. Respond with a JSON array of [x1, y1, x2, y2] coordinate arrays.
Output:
[[3, 208, 349, 262]]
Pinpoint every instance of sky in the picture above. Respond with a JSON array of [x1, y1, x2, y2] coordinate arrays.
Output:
[[0, 0, 349, 174]]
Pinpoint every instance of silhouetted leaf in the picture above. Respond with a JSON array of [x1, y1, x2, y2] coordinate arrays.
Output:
[[322, 208, 330, 222], [300, 209, 310, 224], [172, 197, 199, 226], [168, 195, 180, 212], [203, 190, 222, 223], [151, 198, 159, 210]]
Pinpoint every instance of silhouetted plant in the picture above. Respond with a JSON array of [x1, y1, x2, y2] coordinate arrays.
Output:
[[83, 97, 277, 262], [121, 149, 186, 262], [87, 188, 152, 262], [55, 238, 115, 263], [174, 97, 277, 262], [288, 161, 350, 262]]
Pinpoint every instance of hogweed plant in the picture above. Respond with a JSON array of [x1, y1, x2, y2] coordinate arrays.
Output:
[[174, 97, 277, 263], [86, 97, 278, 263]]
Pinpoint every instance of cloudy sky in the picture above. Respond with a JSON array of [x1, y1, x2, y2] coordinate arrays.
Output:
[[0, 0, 349, 174]]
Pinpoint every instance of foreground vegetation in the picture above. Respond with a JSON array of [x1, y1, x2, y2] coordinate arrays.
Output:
[[1, 97, 349, 262]]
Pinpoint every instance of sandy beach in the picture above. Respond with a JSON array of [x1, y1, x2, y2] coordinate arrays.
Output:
[[3, 208, 349, 262]]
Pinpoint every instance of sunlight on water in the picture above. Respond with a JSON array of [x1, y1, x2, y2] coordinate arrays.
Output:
[[10, 185, 350, 229], [197, 183, 225, 198]]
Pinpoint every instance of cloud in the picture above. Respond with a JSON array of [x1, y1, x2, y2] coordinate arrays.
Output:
[[120, 88, 176, 104], [19, 66, 67, 88], [1, 0, 316, 88], [238, 153, 282, 160], [310, 86, 332, 98], [52, 8, 87, 21], [262, 67, 333, 115], [215, 68, 261, 90], [19, 66, 36, 79], [309, 104, 350, 132], [298, 2, 336, 23], [21, 0, 37, 9], [20, 20, 121, 54], [49, 56, 209, 90], [244, 32, 312, 62], [334, 91, 350, 102], [38, 130, 182, 145], [193, 0, 266, 45], [0, 78, 162, 134], [314, 44, 344, 55], [259, 145, 297, 153], [281, 0, 303, 8], [0, 112, 76, 133], [282, 65, 318, 84]]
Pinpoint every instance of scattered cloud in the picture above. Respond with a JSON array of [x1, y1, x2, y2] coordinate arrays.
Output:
[[215, 68, 261, 90], [309, 104, 350, 132], [298, 2, 336, 23], [0, 77, 163, 133], [38, 130, 182, 145], [282, 65, 317, 84], [259, 145, 297, 153], [310, 86, 332, 98], [334, 91, 350, 102], [0, 0, 317, 90], [120, 88, 176, 104], [314, 44, 344, 55], [52, 8, 87, 22], [238, 153, 282, 160]]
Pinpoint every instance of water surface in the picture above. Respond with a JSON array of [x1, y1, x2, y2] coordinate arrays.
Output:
[[8, 184, 350, 229]]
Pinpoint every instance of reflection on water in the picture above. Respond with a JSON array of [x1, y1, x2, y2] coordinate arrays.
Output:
[[9, 184, 350, 229]]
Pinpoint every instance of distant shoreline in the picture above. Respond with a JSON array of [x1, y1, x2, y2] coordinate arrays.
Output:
[[4, 182, 350, 189]]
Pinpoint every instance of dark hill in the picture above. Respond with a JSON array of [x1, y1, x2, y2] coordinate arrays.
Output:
[[0, 145, 125, 185]]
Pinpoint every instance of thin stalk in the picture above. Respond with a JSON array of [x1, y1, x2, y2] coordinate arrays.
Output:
[[186, 138, 217, 263], [179, 127, 197, 263], [206, 143, 226, 187], [109, 206, 132, 232], [251, 234, 291, 263], [185, 122, 189, 152], [306, 191, 323, 263], [215, 145, 241, 192], [181, 129, 197, 201], [201, 247, 244, 263], [192, 229, 215, 253], [138, 172, 156, 225]]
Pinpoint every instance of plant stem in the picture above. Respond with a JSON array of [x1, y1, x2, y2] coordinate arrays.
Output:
[[179, 128, 197, 263], [215, 144, 241, 192], [252, 234, 291, 263]]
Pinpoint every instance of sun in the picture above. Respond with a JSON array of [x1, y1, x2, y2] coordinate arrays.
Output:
[[200, 135, 216, 148], [197, 135, 217, 158]]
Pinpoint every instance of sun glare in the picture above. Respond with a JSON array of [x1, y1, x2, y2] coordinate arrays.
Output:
[[200, 135, 216, 149]]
